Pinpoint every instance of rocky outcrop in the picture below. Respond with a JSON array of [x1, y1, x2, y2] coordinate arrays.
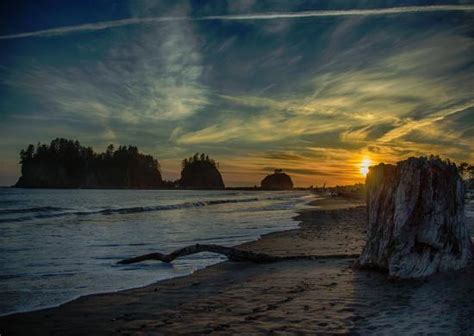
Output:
[[358, 157, 472, 278], [261, 170, 294, 190], [179, 154, 225, 189]]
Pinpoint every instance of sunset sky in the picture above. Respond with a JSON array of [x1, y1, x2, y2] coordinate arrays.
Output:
[[1, 1, 473, 187]]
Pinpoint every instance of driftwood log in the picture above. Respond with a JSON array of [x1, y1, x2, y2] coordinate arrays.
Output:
[[358, 157, 472, 278], [118, 244, 359, 264]]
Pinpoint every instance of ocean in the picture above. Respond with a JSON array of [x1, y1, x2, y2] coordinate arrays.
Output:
[[0, 188, 314, 316]]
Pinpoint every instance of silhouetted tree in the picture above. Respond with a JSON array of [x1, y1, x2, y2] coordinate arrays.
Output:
[[182, 153, 218, 169], [20, 144, 35, 164], [16, 138, 163, 188]]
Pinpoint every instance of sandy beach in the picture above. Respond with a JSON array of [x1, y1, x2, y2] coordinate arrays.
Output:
[[1, 195, 473, 335]]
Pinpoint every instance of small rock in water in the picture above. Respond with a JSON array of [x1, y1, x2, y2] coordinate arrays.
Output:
[[358, 157, 472, 278]]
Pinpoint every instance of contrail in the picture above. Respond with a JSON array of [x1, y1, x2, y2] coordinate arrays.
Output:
[[1, 5, 473, 40]]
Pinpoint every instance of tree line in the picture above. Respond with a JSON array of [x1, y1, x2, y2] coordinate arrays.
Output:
[[16, 138, 225, 189], [17, 138, 162, 188]]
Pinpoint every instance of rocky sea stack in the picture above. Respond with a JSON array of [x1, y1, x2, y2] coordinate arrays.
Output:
[[179, 153, 225, 190], [358, 156, 472, 278], [261, 169, 294, 190], [15, 138, 163, 189]]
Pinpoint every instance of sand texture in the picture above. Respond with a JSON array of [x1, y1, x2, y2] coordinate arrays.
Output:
[[1, 195, 473, 335]]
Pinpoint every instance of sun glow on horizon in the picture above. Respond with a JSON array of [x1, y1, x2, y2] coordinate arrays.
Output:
[[360, 157, 373, 177]]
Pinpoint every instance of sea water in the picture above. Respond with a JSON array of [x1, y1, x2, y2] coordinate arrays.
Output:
[[0, 188, 314, 316]]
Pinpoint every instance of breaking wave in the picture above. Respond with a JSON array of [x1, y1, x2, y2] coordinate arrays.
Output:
[[0, 196, 292, 224]]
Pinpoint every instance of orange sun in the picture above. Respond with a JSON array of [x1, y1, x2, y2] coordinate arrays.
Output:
[[360, 158, 372, 177]]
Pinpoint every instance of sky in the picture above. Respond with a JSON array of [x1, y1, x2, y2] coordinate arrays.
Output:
[[0, 0, 473, 187]]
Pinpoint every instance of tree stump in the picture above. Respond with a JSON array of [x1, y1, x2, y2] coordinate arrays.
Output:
[[358, 157, 472, 278]]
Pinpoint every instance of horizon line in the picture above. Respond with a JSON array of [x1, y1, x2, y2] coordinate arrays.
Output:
[[1, 5, 473, 40]]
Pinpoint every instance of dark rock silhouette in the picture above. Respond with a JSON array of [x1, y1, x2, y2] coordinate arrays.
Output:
[[261, 169, 294, 190], [178, 153, 225, 189], [358, 156, 472, 278], [15, 138, 163, 188]]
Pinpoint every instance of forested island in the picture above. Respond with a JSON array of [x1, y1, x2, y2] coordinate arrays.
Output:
[[179, 154, 225, 189], [14, 138, 227, 189], [15, 138, 163, 188]]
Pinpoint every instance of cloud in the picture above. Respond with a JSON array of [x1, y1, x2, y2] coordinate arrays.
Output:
[[173, 19, 474, 185], [1, 2, 473, 187], [1, 5, 473, 40], [3, 14, 208, 124], [175, 114, 346, 145], [378, 101, 474, 143], [203, 5, 474, 20]]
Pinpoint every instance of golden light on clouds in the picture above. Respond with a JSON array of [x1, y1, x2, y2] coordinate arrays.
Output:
[[1, 2, 473, 188]]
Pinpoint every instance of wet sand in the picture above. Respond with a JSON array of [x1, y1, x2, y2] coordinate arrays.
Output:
[[1, 195, 473, 335]]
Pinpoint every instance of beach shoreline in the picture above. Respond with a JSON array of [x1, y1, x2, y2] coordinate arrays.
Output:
[[0, 191, 328, 317], [1, 194, 473, 335]]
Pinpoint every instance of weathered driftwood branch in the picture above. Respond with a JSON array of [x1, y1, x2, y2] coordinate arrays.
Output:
[[117, 243, 359, 265]]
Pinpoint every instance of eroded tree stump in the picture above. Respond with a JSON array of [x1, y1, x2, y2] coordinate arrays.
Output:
[[358, 157, 472, 278]]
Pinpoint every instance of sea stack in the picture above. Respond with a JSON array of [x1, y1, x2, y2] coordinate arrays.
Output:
[[179, 153, 225, 189], [261, 169, 294, 190], [358, 157, 472, 278]]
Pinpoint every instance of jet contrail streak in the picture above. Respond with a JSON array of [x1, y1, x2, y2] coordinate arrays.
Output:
[[1, 5, 473, 40]]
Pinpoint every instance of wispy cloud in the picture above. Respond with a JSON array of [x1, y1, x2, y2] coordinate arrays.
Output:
[[171, 22, 474, 185], [1, 2, 473, 187], [1, 5, 473, 40], [3, 20, 207, 122], [378, 101, 474, 143]]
